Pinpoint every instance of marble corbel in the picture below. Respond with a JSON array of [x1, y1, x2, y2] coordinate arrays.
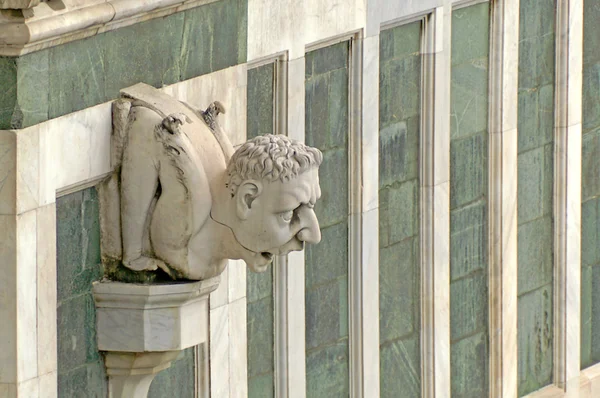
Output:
[[93, 82, 324, 397]]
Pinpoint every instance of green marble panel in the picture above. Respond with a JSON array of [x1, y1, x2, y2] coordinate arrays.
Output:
[[305, 41, 349, 78], [517, 217, 554, 295], [57, 188, 107, 395], [379, 20, 421, 398], [0, 0, 248, 128], [15, 51, 49, 127], [306, 277, 349, 350], [379, 239, 417, 343], [180, 0, 247, 80], [57, 361, 107, 398], [379, 117, 420, 189], [379, 55, 421, 129], [582, 129, 600, 202], [57, 188, 195, 396], [248, 373, 275, 398], [450, 271, 488, 341], [48, 36, 106, 119], [246, 61, 275, 397], [450, 63, 489, 140], [0, 57, 17, 129], [449, 4, 490, 396], [518, 286, 553, 396], [380, 21, 421, 63], [380, 337, 420, 398], [102, 13, 184, 99], [450, 200, 487, 280], [450, 332, 488, 398], [517, 1, 555, 390], [305, 342, 350, 398], [305, 222, 348, 288], [581, 0, 600, 369], [247, 63, 275, 138], [449, 132, 487, 209], [305, 41, 350, 396], [247, 297, 275, 378], [148, 348, 195, 398]]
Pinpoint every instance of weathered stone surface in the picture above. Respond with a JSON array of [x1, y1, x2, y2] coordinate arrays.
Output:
[[450, 201, 487, 280], [0, 57, 17, 129], [380, 337, 420, 398], [103, 13, 184, 99], [450, 271, 488, 341], [313, 148, 348, 228], [451, 332, 488, 398], [148, 348, 195, 398], [379, 117, 419, 189], [247, 267, 273, 303], [517, 216, 553, 295], [387, 180, 418, 245], [379, 21, 421, 64], [181, 0, 247, 79], [379, 55, 421, 128], [247, 297, 274, 377], [248, 373, 275, 398], [450, 133, 487, 209], [58, 361, 108, 398], [306, 277, 348, 350], [450, 63, 488, 139], [57, 189, 103, 302], [305, 41, 349, 78], [518, 145, 553, 223], [49, 36, 106, 119], [306, 341, 350, 398], [517, 285, 553, 396], [582, 129, 600, 201], [247, 63, 275, 139], [379, 239, 417, 343], [450, 3, 490, 66], [305, 222, 348, 289]]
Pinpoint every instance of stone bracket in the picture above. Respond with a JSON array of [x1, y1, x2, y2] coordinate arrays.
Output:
[[92, 277, 219, 398]]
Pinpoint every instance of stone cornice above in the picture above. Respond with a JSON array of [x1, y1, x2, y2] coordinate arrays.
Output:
[[0, 0, 217, 56]]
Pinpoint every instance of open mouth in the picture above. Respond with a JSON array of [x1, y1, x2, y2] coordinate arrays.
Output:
[[261, 252, 274, 262]]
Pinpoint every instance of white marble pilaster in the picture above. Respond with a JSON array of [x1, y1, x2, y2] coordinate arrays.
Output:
[[553, 0, 583, 394], [355, 34, 380, 398], [420, 6, 451, 398], [487, 0, 520, 396]]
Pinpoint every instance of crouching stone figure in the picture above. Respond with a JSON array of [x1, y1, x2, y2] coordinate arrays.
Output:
[[101, 83, 323, 281]]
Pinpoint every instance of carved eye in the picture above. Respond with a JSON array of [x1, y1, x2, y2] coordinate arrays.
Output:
[[280, 210, 294, 223]]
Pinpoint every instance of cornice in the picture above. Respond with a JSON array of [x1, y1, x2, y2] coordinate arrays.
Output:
[[0, 0, 218, 56]]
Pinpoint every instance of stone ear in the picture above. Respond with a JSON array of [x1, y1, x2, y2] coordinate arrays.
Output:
[[235, 180, 262, 220]]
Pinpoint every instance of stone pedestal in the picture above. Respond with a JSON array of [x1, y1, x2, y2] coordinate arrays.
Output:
[[92, 277, 219, 398]]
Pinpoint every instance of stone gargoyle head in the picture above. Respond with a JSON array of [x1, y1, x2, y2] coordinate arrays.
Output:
[[100, 83, 323, 282]]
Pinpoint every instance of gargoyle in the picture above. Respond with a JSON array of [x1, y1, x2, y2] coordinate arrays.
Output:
[[100, 83, 322, 281]]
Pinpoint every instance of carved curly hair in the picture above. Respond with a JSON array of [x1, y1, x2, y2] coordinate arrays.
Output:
[[225, 134, 323, 195]]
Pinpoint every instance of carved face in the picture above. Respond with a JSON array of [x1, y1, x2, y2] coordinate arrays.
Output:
[[233, 167, 322, 272]]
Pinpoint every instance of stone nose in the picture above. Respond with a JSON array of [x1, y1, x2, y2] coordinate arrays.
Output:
[[296, 207, 321, 244]]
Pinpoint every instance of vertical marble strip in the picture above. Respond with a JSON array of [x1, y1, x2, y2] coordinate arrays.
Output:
[[304, 40, 350, 398], [421, 6, 451, 398], [580, 0, 600, 374], [553, 0, 583, 394], [379, 19, 422, 398], [246, 61, 276, 398], [488, 0, 519, 396], [449, 3, 491, 396], [358, 34, 380, 398], [281, 57, 307, 398], [517, 0, 557, 393]]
